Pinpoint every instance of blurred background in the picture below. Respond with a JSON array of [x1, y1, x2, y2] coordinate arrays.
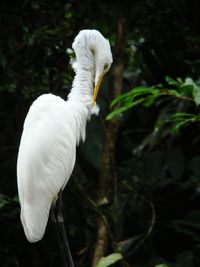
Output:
[[1, 0, 200, 266]]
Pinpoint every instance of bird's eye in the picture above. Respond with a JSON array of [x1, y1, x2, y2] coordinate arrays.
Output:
[[104, 64, 109, 71]]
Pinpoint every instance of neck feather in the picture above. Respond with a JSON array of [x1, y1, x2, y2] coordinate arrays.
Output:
[[68, 46, 95, 110]]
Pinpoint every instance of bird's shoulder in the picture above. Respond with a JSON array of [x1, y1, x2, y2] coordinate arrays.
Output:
[[22, 93, 88, 146], [30, 93, 64, 111], [23, 94, 66, 129]]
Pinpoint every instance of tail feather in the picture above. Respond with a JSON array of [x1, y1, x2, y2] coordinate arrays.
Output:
[[20, 203, 51, 243]]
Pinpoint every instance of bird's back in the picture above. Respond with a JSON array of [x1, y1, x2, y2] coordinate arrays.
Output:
[[17, 93, 88, 242]]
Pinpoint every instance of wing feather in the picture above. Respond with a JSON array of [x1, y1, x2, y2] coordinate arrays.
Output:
[[17, 94, 88, 242]]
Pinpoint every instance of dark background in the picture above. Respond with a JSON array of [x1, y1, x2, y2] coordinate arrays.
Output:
[[1, 0, 200, 266]]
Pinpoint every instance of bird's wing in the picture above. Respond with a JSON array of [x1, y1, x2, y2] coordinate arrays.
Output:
[[17, 94, 78, 242]]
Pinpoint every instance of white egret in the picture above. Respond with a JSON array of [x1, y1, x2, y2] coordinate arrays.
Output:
[[17, 29, 113, 266]]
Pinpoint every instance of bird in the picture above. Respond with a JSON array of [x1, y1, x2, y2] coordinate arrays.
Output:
[[17, 29, 113, 266]]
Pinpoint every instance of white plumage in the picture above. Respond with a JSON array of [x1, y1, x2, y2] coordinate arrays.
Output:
[[17, 29, 113, 242]]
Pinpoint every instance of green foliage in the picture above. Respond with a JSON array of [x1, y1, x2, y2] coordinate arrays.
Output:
[[159, 112, 200, 132], [107, 86, 160, 120], [95, 253, 122, 267], [0, 194, 19, 211], [107, 76, 200, 132], [107, 76, 200, 267]]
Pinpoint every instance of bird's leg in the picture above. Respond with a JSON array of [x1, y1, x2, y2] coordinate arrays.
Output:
[[56, 191, 75, 267], [50, 202, 68, 267]]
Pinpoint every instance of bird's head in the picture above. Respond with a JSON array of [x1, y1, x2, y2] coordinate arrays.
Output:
[[92, 34, 113, 106], [72, 29, 113, 106]]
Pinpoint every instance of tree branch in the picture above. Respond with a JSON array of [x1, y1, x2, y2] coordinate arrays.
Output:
[[92, 17, 127, 267]]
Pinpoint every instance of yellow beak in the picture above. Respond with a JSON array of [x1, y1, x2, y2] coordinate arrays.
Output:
[[92, 71, 105, 107]]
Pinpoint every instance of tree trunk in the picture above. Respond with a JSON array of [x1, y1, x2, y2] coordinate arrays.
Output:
[[92, 18, 127, 267]]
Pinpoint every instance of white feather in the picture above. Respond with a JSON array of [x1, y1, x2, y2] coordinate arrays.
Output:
[[17, 29, 113, 242]]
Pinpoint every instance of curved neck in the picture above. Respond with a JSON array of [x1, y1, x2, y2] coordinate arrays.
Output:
[[68, 47, 95, 110]]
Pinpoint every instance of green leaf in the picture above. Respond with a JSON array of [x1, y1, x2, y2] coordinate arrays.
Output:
[[168, 113, 199, 131], [155, 264, 169, 267], [106, 98, 145, 120], [184, 77, 198, 88], [180, 84, 194, 97], [193, 86, 200, 105], [106, 106, 130, 120], [165, 76, 180, 86], [167, 89, 180, 97], [143, 95, 160, 107], [171, 112, 195, 119], [95, 253, 123, 267], [110, 86, 151, 108], [110, 90, 133, 108], [182, 77, 200, 100]]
